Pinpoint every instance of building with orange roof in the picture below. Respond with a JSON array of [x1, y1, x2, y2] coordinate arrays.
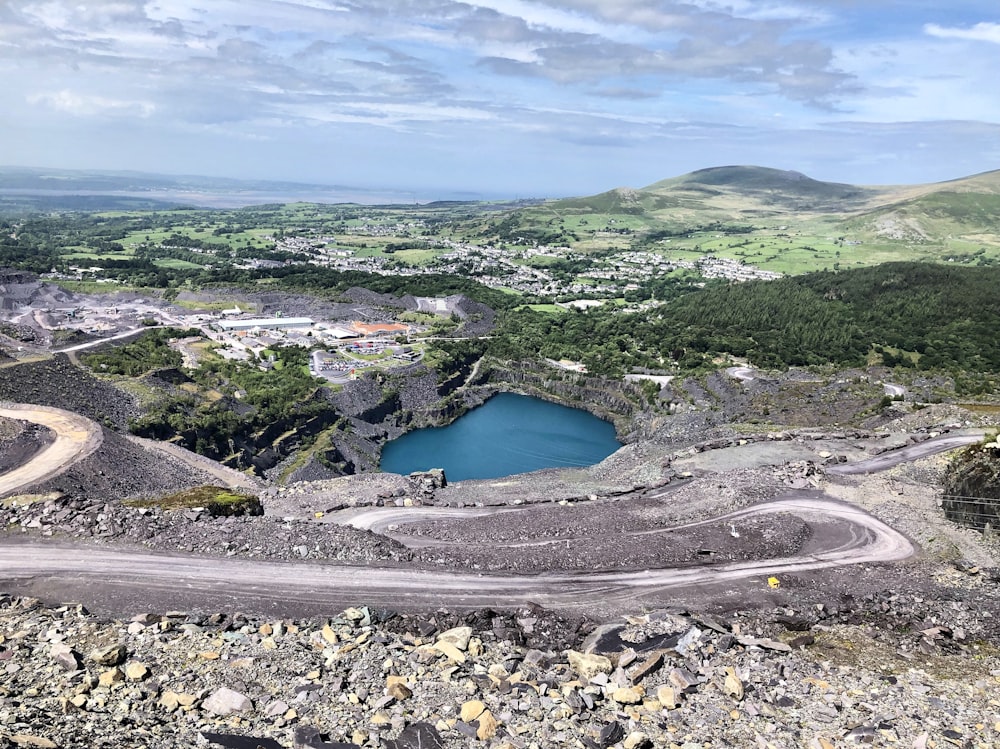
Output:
[[350, 321, 409, 336]]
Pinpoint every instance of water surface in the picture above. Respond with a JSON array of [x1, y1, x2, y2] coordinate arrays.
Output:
[[380, 392, 620, 481]]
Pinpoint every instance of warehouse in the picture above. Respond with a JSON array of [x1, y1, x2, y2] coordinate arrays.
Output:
[[215, 317, 314, 333]]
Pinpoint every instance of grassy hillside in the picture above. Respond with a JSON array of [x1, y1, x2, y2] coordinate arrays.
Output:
[[480, 166, 1000, 272], [842, 191, 1000, 249], [643, 165, 877, 212]]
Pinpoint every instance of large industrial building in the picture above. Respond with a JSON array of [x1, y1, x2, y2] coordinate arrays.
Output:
[[215, 317, 314, 333]]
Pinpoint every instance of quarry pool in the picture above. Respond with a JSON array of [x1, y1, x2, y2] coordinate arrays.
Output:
[[379, 392, 621, 481]]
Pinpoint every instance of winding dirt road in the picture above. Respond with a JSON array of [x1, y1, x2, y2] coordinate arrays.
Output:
[[827, 432, 984, 475], [0, 495, 910, 615], [0, 404, 977, 616], [0, 403, 103, 497]]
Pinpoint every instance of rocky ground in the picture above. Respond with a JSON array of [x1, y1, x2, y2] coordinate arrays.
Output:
[[0, 356, 141, 431], [1, 574, 999, 749]]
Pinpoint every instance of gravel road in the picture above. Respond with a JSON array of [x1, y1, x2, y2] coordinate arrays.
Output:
[[0, 402, 103, 497]]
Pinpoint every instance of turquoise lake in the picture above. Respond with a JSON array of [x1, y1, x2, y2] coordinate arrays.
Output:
[[379, 392, 621, 481]]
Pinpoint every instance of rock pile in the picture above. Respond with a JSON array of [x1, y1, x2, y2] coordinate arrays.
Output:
[[23, 428, 221, 505], [0, 355, 140, 431], [0, 496, 411, 565], [1, 587, 999, 749], [0, 420, 52, 475]]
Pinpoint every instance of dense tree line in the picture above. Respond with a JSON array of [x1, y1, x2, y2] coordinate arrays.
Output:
[[472, 263, 1000, 383]]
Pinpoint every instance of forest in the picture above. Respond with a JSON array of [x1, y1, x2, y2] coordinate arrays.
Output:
[[476, 262, 1000, 388]]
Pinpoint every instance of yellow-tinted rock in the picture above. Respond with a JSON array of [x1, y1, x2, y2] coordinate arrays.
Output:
[[624, 732, 649, 749], [159, 691, 180, 711], [435, 640, 466, 664], [656, 685, 680, 709], [125, 662, 149, 681], [9, 735, 58, 748], [476, 709, 499, 741], [98, 668, 124, 687], [437, 626, 473, 651], [723, 667, 744, 700], [387, 675, 412, 701], [612, 686, 644, 704], [461, 699, 486, 722], [565, 650, 612, 681]]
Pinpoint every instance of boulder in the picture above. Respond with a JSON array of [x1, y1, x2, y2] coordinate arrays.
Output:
[[202, 687, 253, 716], [89, 643, 127, 667]]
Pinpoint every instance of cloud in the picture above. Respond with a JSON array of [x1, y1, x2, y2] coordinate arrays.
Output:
[[924, 22, 1000, 44], [0, 0, 997, 193], [28, 90, 155, 118]]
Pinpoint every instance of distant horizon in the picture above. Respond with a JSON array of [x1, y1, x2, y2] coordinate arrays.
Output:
[[0, 161, 996, 208]]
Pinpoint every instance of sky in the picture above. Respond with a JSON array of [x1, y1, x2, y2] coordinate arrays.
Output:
[[1, 0, 999, 198]]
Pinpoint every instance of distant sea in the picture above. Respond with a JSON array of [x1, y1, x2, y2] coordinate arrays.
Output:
[[0, 187, 465, 208]]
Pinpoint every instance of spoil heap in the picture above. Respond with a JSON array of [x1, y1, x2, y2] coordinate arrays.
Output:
[[1, 579, 998, 749]]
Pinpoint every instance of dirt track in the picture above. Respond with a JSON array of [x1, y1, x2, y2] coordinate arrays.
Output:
[[0, 493, 913, 617], [0, 401, 918, 617], [0, 403, 103, 497]]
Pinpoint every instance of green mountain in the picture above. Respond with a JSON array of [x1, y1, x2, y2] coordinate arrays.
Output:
[[641, 165, 877, 213], [557, 165, 1000, 221], [481, 165, 1000, 270]]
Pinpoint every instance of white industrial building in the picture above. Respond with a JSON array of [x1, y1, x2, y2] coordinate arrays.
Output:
[[216, 317, 314, 333]]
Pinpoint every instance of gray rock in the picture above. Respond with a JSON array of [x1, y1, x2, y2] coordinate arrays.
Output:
[[381, 723, 445, 749], [668, 668, 700, 691], [50, 642, 80, 672], [89, 643, 127, 667], [598, 721, 625, 748], [202, 687, 254, 716], [202, 733, 284, 749]]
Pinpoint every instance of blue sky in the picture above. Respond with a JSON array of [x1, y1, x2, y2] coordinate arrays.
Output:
[[1, 0, 998, 198]]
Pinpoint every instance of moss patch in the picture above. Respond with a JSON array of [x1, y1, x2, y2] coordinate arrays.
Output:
[[126, 485, 262, 517]]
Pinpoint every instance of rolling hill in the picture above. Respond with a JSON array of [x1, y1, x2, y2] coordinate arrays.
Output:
[[482, 165, 1000, 271], [552, 164, 1000, 223]]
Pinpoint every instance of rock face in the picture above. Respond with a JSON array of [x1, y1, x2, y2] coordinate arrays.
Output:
[[941, 438, 1000, 531], [2, 592, 999, 749]]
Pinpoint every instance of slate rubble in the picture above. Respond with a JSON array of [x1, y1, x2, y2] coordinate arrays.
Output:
[[0, 496, 411, 565], [1, 589, 999, 749]]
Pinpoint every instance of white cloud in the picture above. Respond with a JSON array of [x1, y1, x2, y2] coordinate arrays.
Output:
[[28, 90, 155, 118], [925, 21, 1000, 44]]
